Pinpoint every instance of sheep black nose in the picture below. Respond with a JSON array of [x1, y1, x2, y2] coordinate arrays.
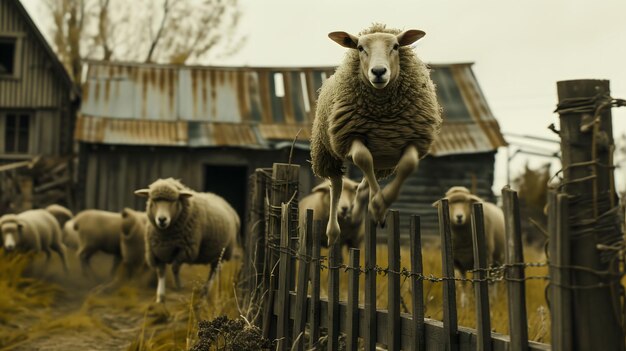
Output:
[[371, 66, 387, 77], [456, 214, 463, 222], [158, 216, 167, 225], [340, 206, 349, 216]]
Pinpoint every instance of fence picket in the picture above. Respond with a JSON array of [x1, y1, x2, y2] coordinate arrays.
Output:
[[364, 216, 378, 351], [471, 203, 492, 351], [327, 241, 340, 351], [438, 198, 459, 351], [293, 209, 313, 351], [276, 203, 292, 350], [346, 248, 360, 351], [387, 210, 401, 351], [502, 187, 529, 351], [309, 220, 322, 350], [410, 215, 425, 351]]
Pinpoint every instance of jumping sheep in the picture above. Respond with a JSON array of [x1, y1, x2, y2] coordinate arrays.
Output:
[[73, 209, 123, 277], [311, 23, 442, 245], [0, 209, 68, 271], [299, 177, 366, 248], [434, 186, 505, 277], [135, 178, 239, 303]]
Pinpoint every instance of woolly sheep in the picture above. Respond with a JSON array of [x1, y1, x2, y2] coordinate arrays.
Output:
[[311, 23, 442, 245], [62, 219, 80, 250], [0, 209, 68, 271], [434, 186, 505, 277], [299, 177, 366, 249], [119, 207, 150, 278], [73, 209, 123, 277], [135, 178, 239, 303]]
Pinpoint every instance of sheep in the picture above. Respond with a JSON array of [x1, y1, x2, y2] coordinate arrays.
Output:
[[135, 178, 239, 303], [119, 207, 150, 279], [61, 219, 80, 250], [299, 177, 366, 249], [311, 23, 442, 245], [73, 209, 123, 277], [433, 186, 505, 277], [0, 209, 68, 271]]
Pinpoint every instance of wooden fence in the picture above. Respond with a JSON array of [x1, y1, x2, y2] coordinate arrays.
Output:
[[243, 163, 554, 350]]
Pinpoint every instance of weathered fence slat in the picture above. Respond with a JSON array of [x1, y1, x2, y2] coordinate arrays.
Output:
[[262, 163, 299, 339], [364, 216, 378, 351], [346, 248, 360, 351], [327, 241, 341, 351], [438, 198, 459, 351], [387, 210, 401, 351], [276, 203, 292, 350], [410, 215, 425, 351], [471, 203, 492, 351], [548, 191, 572, 351], [293, 209, 313, 351], [309, 220, 322, 350], [502, 187, 529, 351]]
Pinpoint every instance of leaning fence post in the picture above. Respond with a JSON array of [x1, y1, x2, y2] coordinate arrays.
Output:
[[293, 209, 313, 351], [438, 199, 458, 351], [410, 215, 425, 351], [471, 203, 492, 351], [502, 186, 529, 351], [262, 163, 299, 340], [276, 203, 293, 350], [364, 215, 378, 351]]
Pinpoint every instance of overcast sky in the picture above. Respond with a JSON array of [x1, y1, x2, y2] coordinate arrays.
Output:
[[22, 0, 626, 193]]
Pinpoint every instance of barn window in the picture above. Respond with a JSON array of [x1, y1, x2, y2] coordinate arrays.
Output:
[[0, 36, 18, 77], [3, 113, 31, 154]]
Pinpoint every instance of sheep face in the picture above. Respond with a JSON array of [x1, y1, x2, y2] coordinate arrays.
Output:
[[1, 221, 22, 251], [317, 179, 359, 222], [135, 182, 193, 230], [328, 29, 425, 89], [148, 198, 184, 229], [449, 200, 472, 226], [434, 187, 483, 226]]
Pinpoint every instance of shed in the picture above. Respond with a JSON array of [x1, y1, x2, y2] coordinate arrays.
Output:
[[76, 60, 506, 237], [0, 0, 78, 212]]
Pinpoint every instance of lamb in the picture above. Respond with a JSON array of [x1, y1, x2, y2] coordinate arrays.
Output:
[[0, 209, 68, 271], [135, 178, 239, 303], [434, 186, 505, 277], [299, 177, 366, 249], [73, 209, 123, 276], [311, 23, 442, 245], [119, 207, 149, 279]]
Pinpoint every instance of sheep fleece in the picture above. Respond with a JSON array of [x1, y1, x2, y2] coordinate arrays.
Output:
[[146, 192, 238, 267], [311, 24, 442, 178]]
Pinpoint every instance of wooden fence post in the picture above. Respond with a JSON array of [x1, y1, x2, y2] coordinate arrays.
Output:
[[309, 220, 322, 349], [364, 216, 378, 351], [387, 210, 401, 351], [556, 79, 624, 350], [471, 203, 492, 351], [502, 186, 529, 351], [262, 163, 299, 340], [410, 215, 425, 351], [346, 248, 360, 351], [276, 203, 293, 350], [293, 209, 313, 351], [438, 199, 458, 351], [327, 240, 340, 351]]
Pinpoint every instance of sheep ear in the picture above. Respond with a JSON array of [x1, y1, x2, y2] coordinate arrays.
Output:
[[397, 29, 425, 46], [468, 195, 482, 203], [328, 31, 358, 49], [179, 190, 193, 199], [431, 199, 440, 208], [311, 182, 331, 193], [134, 189, 150, 198]]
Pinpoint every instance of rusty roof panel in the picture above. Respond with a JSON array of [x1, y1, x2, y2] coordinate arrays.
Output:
[[79, 61, 505, 155]]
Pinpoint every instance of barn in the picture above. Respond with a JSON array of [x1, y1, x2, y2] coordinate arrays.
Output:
[[76, 60, 505, 237], [0, 0, 78, 212]]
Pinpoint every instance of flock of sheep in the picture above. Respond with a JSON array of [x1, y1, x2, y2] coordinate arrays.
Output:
[[0, 23, 507, 304]]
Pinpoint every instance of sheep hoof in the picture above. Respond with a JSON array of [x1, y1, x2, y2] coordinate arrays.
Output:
[[369, 192, 389, 224], [326, 221, 341, 247], [156, 294, 165, 304]]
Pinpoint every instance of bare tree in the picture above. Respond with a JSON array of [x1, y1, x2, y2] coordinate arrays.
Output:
[[45, 0, 244, 83]]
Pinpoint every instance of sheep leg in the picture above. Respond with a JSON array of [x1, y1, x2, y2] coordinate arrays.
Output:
[[172, 261, 183, 290], [200, 261, 220, 297], [371, 145, 419, 223], [351, 178, 370, 220], [155, 264, 167, 303], [326, 175, 343, 246], [52, 242, 69, 273], [348, 140, 382, 222]]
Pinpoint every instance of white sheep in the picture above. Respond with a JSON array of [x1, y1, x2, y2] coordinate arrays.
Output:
[[0, 209, 68, 271], [311, 23, 442, 245], [73, 209, 123, 277], [135, 178, 239, 303], [120, 207, 150, 279], [299, 177, 366, 249], [434, 186, 505, 277], [45, 204, 74, 229], [62, 219, 80, 250]]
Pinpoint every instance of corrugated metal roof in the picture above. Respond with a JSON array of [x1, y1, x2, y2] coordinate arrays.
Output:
[[77, 61, 506, 155]]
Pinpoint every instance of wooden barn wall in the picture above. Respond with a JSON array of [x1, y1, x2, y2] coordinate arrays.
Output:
[[78, 144, 314, 236], [0, 0, 72, 156], [350, 151, 497, 237]]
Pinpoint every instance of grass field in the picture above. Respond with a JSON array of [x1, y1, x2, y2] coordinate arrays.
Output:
[[0, 241, 550, 350]]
